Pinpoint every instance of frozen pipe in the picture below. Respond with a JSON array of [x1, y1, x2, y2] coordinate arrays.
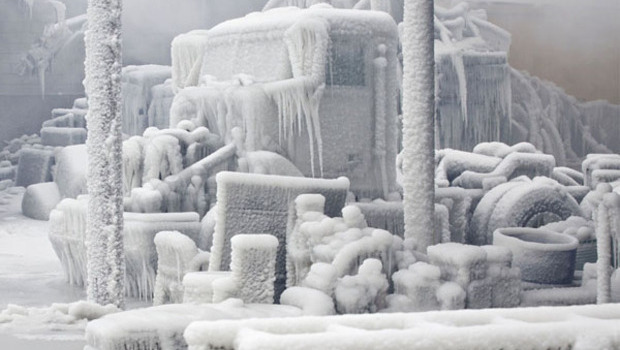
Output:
[[231, 234, 279, 304]]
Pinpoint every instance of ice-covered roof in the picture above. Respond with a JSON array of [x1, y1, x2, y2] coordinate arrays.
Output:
[[207, 5, 398, 40]]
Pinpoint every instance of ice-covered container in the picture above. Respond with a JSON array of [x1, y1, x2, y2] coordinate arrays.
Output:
[[493, 227, 578, 285]]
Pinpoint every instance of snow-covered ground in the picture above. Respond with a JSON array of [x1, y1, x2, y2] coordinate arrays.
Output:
[[0, 188, 148, 349]]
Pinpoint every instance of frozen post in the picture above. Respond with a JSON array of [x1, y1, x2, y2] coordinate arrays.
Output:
[[401, 0, 436, 251], [84, 0, 125, 307]]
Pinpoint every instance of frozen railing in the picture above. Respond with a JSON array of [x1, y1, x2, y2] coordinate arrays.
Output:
[[126, 142, 237, 217], [184, 303, 620, 350]]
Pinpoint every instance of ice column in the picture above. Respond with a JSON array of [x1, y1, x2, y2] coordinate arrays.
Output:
[[231, 234, 279, 304], [84, 0, 125, 308], [401, 0, 436, 251], [596, 192, 620, 304]]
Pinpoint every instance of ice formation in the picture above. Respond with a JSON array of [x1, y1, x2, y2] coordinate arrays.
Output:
[[170, 6, 400, 198], [153, 231, 210, 305], [334, 258, 388, 313], [208, 171, 349, 300], [493, 227, 578, 285], [121, 65, 173, 136], [50, 200, 202, 300]]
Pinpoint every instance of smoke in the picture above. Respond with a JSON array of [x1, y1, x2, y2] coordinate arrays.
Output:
[[474, 0, 620, 104], [122, 0, 266, 65]]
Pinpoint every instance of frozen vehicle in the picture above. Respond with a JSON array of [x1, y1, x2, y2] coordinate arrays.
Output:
[[170, 5, 399, 199]]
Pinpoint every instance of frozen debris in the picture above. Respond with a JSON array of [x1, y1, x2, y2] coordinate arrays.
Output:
[[171, 30, 210, 93], [280, 286, 335, 315], [428, 243, 487, 288], [153, 231, 210, 305], [43, 111, 87, 128], [473, 142, 538, 158], [53, 144, 88, 198], [124, 212, 202, 300], [470, 178, 583, 245], [142, 134, 183, 184], [15, 147, 54, 188], [40, 126, 87, 147], [209, 172, 349, 301], [434, 149, 501, 186], [301, 262, 338, 297], [121, 65, 172, 135], [389, 262, 441, 312], [49, 196, 89, 286], [437, 281, 466, 310], [21, 182, 61, 220], [122, 136, 145, 194], [334, 258, 388, 314], [183, 271, 231, 304], [287, 194, 329, 287], [148, 79, 175, 130], [237, 151, 304, 177], [453, 152, 555, 189], [0, 162, 16, 183], [230, 234, 279, 304], [493, 227, 578, 285]]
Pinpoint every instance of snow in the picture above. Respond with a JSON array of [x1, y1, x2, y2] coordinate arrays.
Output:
[[185, 304, 620, 350], [86, 301, 302, 350]]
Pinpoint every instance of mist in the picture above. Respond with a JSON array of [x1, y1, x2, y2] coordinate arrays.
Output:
[[122, 0, 266, 65], [471, 0, 620, 104]]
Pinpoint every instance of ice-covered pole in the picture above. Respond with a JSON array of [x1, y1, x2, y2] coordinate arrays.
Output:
[[83, 0, 125, 308], [596, 192, 620, 304], [401, 0, 436, 252]]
